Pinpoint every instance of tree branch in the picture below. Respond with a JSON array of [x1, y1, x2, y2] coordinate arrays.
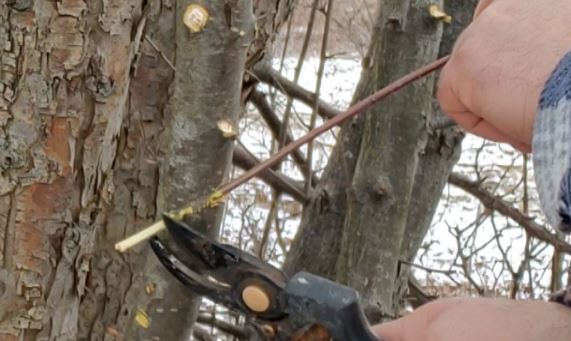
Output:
[[253, 66, 342, 119], [249, 89, 310, 175], [448, 173, 571, 254], [407, 277, 438, 308], [233, 144, 306, 202], [305, 0, 334, 194]]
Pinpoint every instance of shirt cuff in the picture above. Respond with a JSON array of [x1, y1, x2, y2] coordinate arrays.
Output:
[[532, 51, 571, 232]]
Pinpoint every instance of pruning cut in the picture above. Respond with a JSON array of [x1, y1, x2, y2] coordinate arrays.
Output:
[[429, 5, 452, 24], [183, 4, 209, 32]]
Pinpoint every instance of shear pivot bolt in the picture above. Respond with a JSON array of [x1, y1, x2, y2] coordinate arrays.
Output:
[[242, 285, 270, 313], [261, 324, 275, 337]]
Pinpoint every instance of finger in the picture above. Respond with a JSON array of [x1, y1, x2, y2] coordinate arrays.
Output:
[[437, 62, 478, 129], [372, 299, 459, 341], [464, 117, 529, 149], [442, 110, 531, 152], [473, 0, 499, 18], [372, 318, 406, 341], [437, 64, 530, 152]]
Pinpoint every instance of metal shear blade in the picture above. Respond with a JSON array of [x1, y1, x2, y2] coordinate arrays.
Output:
[[149, 214, 288, 320]]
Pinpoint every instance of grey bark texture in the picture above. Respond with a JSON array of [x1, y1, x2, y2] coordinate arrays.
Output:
[[124, 1, 255, 340], [336, 0, 444, 316], [0, 0, 471, 339], [394, 0, 477, 309], [285, 0, 476, 321]]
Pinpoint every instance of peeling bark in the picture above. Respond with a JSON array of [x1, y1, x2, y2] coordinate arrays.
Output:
[[0, 1, 157, 339], [0, 0, 287, 339]]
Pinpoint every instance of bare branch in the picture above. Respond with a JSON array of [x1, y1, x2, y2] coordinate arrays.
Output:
[[277, 0, 319, 151], [306, 0, 334, 194], [192, 326, 215, 341], [258, 192, 279, 259], [448, 173, 571, 254], [233, 144, 306, 202], [253, 66, 342, 119], [407, 277, 438, 308], [117, 58, 448, 251], [249, 89, 310, 177], [399, 259, 458, 276]]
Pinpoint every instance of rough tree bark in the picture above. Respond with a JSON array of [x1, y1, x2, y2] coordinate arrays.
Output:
[[285, 0, 476, 321], [0, 0, 263, 340], [0, 1, 155, 339]]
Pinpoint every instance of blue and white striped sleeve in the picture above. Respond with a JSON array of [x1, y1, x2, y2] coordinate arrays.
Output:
[[533, 51, 571, 233]]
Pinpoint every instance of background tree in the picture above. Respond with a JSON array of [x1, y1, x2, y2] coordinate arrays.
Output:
[[284, 0, 472, 320]]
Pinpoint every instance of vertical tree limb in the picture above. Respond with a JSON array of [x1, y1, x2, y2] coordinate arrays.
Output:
[[276, 0, 318, 178], [123, 1, 255, 340], [306, 0, 334, 193], [394, 0, 477, 309]]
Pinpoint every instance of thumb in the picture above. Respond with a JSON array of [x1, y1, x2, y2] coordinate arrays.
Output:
[[372, 318, 406, 341], [372, 300, 456, 341], [372, 299, 474, 341]]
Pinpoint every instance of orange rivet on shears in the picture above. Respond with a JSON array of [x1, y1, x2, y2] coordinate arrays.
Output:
[[242, 285, 270, 313]]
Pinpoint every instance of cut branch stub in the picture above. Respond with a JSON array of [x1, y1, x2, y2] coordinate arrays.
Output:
[[183, 4, 209, 32]]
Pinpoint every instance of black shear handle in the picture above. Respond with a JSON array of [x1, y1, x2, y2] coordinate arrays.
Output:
[[285, 272, 382, 341]]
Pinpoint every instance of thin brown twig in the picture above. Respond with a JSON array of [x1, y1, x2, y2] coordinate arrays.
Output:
[[145, 35, 176, 71], [306, 0, 334, 193], [232, 144, 306, 202], [219, 57, 449, 195], [258, 192, 279, 259], [273, 3, 295, 107], [278, 0, 319, 156], [115, 56, 449, 251]]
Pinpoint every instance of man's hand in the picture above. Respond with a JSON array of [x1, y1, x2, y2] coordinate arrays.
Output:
[[437, 0, 571, 152], [373, 298, 571, 341]]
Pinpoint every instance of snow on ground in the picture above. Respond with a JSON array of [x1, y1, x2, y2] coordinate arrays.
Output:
[[226, 56, 568, 298]]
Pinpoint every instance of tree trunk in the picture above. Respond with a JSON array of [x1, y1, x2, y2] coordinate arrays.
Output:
[[123, 1, 254, 340], [285, 0, 477, 321], [0, 1, 152, 339], [393, 0, 477, 309], [0, 0, 256, 340], [336, 0, 444, 317]]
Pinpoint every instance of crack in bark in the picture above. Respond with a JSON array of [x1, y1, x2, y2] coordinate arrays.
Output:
[[2, 192, 16, 269]]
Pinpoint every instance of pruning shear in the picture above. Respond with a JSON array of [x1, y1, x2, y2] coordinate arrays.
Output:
[[149, 214, 380, 341]]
